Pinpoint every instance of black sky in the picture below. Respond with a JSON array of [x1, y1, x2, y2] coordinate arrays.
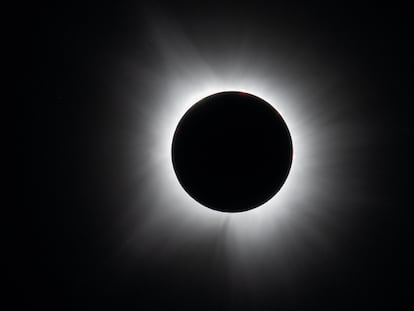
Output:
[[23, 1, 412, 310]]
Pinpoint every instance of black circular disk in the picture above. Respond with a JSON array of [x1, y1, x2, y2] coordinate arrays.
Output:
[[171, 91, 293, 213]]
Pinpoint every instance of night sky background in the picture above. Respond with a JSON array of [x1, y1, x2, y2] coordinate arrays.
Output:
[[22, 1, 411, 310]]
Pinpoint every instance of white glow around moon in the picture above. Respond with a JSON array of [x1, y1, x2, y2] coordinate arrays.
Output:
[[114, 17, 372, 283]]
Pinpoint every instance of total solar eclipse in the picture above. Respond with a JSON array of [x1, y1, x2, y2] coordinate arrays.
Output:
[[171, 91, 293, 212]]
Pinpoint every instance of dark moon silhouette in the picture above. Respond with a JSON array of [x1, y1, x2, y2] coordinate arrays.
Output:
[[171, 91, 293, 212]]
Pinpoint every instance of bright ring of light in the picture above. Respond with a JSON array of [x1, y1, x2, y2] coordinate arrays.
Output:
[[124, 21, 360, 280]]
